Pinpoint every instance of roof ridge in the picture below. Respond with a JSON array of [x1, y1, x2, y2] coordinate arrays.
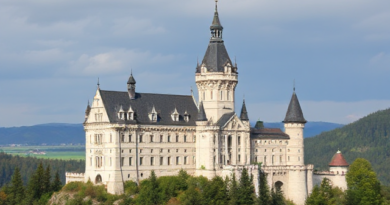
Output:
[[100, 90, 192, 97]]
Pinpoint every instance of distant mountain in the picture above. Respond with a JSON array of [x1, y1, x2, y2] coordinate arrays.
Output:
[[305, 108, 390, 185], [0, 121, 342, 145], [0, 123, 84, 145], [260, 121, 344, 138]]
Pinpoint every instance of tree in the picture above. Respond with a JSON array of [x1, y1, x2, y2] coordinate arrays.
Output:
[[26, 162, 45, 201], [136, 170, 159, 205], [203, 176, 228, 205], [271, 187, 285, 205], [8, 167, 24, 205], [228, 173, 239, 205], [42, 165, 51, 194], [51, 170, 62, 192], [345, 158, 383, 205], [258, 171, 271, 205], [237, 168, 255, 205], [306, 178, 345, 205]]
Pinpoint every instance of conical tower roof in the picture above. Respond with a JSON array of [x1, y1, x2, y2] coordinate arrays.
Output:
[[210, 2, 223, 30], [85, 101, 91, 115], [240, 100, 249, 121], [197, 101, 207, 121], [283, 91, 306, 123], [127, 73, 136, 84], [329, 150, 349, 167]]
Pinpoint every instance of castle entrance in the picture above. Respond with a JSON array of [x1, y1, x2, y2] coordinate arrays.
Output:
[[95, 174, 102, 184], [275, 181, 284, 193]]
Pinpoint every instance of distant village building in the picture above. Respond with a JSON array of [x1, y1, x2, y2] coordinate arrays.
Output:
[[66, 2, 347, 204]]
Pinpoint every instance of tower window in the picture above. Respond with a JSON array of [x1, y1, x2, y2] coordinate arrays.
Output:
[[168, 135, 171, 142], [150, 135, 154, 142], [238, 136, 241, 145], [160, 157, 163, 165], [168, 157, 171, 165], [140, 157, 143, 165], [129, 135, 132, 142], [185, 156, 188, 165], [176, 135, 179, 142], [139, 135, 143, 143], [160, 135, 163, 142], [227, 91, 230, 100], [184, 135, 187, 142], [150, 157, 154, 165], [176, 157, 180, 165], [220, 91, 223, 100], [129, 157, 132, 166]]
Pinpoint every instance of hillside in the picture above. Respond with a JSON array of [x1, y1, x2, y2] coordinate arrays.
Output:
[[305, 108, 390, 185], [0, 122, 341, 145], [0, 123, 84, 145]]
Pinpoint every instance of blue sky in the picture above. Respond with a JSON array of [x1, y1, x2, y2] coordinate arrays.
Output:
[[1, 0, 390, 127]]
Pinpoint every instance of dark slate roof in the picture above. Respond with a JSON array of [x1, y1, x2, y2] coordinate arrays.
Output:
[[127, 74, 136, 84], [99, 90, 198, 126], [283, 92, 307, 123], [240, 100, 249, 121], [197, 101, 207, 121], [210, 9, 223, 30], [216, 112, 235, 127], [199, 41, 235, 72], [251, 128, 290, 140]]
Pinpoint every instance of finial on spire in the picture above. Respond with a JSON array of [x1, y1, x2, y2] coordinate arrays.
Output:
[[215, 0, 218, 11], [131, 68, 133, 75], [97, 77, 100, 89], [191, 86, 193, 95], [293, 79, 295, 92]]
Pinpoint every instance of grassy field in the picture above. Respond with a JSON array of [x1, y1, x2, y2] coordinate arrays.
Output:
[[0, 145, 85, 160]]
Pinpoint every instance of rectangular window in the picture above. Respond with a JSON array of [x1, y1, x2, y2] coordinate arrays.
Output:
[[110, 135, 112, 143], [227, 91, 230, 100], [238, 136, 241, 145], [140, 157, 143, 165], [129, 135, 132, 142], [185, 156, 188, 165], [193, 136, 196, 143], [151, 157, 154, 165], [168, 157, 171, 165], [129, 157, 132, 166], [121, 157, 124, 166], [160, 157, 163, 165], [150, 135, 154, 142], [139, 135, 143, 143], [255, 157, 257, 162], [211, 91, 213, 100], [280, 156, 282, 163], [238, 155, 241, 162], [121, 135, 125, 142], [110, 157, 112, 166], [176, 157, 180, 165], [160, 135, 163, 142], [184, 135, 187, 142], [168, 136, 171, 142], [176, 135, 179, 142], [90, 157, 92, 166]]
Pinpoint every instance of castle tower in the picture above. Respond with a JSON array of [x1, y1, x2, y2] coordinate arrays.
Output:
[[195, 0, 238, 123], [329, 150, 349, 175], [284, 89, 306, 166], [283, 89, 308, 205]]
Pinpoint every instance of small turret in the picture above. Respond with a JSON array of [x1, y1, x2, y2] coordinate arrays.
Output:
[[85, 101, 91, 122], [240, 99, 249, 121], [197, 101, 207, 121], [127, 73, 136, 99]]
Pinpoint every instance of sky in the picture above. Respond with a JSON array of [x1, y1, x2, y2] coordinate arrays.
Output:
[[1, 0, 390, 127]]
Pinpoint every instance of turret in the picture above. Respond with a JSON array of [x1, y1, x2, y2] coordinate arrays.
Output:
[[127, 73, 136, 99], [85, 101, 91, 122], [240, 99, 249, 121], [329, 150, 349, 175], [284, 88, 306, 166]]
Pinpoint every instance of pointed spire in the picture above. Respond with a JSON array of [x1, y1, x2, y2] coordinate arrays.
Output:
[[210, 0, 223, 40], [283, 90, 306, 123], [85, 100, 91, 115], [127, 73, 136, 84], [97, 78, 100, 89], [240, 99, 249, 121], [197, 101, 207, 121]]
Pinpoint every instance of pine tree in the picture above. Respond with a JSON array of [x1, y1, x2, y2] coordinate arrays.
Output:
[[258, 172, 271, 205], [271, 187, 285, 205], [26, 162, 45, 201], [237, 168, 255, 205], [136, 170, 159, 205], [9, 167, 24, 205], [43, 165, 51, 194], [228, 173, 239, 205], [51, 170, 62, 192]]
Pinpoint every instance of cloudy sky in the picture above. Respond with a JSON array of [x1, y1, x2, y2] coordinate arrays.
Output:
[[1, 0, 390, 127]]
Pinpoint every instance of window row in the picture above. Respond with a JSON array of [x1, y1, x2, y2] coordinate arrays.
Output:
[[255, 148, 284, 153], [201, 90, 231, 101], [121, 156, 193, 166], [254, 140, 289, 145], [121, 148, 193, 154], [121, 134, 194, 143]]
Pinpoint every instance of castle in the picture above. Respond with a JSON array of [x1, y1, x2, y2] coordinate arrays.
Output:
[[66, 2, 348, 204]]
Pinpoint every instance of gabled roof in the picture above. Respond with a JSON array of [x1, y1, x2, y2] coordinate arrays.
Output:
[[329, 150, 349, 167], [216, 112, 235, 127], [283, 92, 306, 123], [250, 128, 290, 140], [99, 90, 198, 126]]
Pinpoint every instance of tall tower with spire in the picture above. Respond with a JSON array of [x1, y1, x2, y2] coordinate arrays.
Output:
[[195, 0, 238, 123]]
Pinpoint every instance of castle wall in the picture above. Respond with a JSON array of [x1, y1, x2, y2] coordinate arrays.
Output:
[[313, 171, 347, 190]]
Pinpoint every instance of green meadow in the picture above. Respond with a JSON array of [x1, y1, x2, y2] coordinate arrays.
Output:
[[0, 145, 85, 160]]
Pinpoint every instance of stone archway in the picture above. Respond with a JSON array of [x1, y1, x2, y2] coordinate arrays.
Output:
[[275, 181, 284, 192], [95, 174, 102, 184]]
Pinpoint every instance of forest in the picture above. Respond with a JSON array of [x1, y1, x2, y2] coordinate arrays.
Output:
[[304, 108, 390, 185], [0, 152, 84, 187]]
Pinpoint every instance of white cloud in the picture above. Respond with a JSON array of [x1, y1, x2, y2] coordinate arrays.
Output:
[[112, 17, 165, 36]]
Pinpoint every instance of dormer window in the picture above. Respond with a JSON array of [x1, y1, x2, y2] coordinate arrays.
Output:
[[171, 108, 179, 122], [118, 105, 125, 120], [184, 111, 190, 122], [128, 106, 134, 120], [149, 106, 158, 122], [224, 63, 232, 74]]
